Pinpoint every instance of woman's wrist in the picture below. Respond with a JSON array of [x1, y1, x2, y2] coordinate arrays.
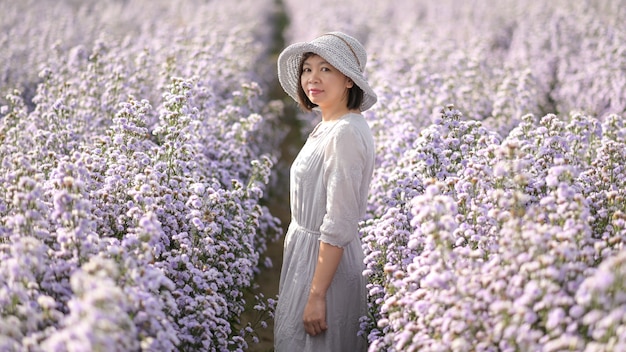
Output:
[[308, 288, 327, 299]]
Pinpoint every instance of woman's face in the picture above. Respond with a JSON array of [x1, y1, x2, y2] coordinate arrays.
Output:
[[300, 54, 353, 111]]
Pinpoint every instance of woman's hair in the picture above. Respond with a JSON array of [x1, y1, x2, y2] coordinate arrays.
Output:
[[297, 52, 364, 112]]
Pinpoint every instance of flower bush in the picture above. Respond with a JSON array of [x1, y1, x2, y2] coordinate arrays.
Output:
[[1, 0, 283, 350], [360, 107, 626, 351]]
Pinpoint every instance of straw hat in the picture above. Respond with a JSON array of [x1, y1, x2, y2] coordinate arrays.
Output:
[[277, 31, 377, 111]]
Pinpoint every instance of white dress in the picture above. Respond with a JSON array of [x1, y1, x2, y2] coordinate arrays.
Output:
[[274, 113, 374, 352]]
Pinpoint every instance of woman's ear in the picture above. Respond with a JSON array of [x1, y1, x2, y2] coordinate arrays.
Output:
[[346, 78, 354, 88]]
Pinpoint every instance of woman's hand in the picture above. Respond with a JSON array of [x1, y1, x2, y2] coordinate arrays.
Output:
[[303, 293, 327, 336], [303, 242, 343, 336]]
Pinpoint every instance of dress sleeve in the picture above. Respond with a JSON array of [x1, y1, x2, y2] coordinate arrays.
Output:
[[319, 123, 367, 247]]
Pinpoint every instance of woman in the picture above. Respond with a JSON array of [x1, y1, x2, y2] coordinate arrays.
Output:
[[274, 31, 377, 351]]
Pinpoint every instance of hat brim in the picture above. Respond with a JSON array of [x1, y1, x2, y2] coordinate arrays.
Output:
[[277, 42, 377, 112]]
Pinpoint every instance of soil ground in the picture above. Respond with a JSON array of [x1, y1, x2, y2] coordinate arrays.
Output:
[[247, 95, 303, 349], [241, 5, 299, 349], [243, 114, 301, 352]]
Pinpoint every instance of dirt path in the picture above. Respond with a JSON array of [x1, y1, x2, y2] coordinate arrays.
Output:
[[243, 2, 303, 350], [244, 88, 303, 352]]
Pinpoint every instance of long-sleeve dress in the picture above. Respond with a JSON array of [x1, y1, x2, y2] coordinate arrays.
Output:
[[274, 112, 375, 352]]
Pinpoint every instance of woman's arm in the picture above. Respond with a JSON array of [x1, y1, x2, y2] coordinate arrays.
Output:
[[302, 121, 370, 336], [302, 242, 343, 336]]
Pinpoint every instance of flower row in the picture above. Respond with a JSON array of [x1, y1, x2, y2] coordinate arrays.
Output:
[[0, 0, 283, 350]]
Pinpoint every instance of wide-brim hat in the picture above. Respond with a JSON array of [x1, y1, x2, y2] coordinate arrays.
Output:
[[277, 31, 377, 111]]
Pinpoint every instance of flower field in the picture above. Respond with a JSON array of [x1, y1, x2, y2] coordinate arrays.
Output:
[[2, 0, 626, 351], [1, 0, 284, 350]]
